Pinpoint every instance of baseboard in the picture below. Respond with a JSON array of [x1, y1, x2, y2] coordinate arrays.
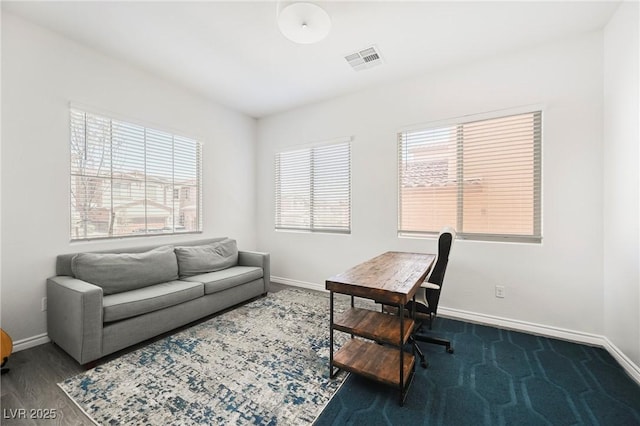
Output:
[[271, 276, 326, 293], [272, 275, 640, 385], [601, 336, 640, 384], [12, 333, 50, 352], [436, 306, 605, 346]]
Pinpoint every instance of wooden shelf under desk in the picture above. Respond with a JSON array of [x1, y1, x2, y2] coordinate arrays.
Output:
[[333, 308, 415, 346], [333, 339, 415, 388]]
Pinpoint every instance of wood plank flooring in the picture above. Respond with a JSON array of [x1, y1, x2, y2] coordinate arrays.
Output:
[[0, 282, 292, 425], [1, 342, 89, 425]]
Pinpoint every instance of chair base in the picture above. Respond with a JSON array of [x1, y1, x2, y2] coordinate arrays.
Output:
[[415, 334, 454, 353], [413, 333, 454, 368]]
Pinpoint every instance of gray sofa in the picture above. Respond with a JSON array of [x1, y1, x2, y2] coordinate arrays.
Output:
[[47, 237, 270, 365]]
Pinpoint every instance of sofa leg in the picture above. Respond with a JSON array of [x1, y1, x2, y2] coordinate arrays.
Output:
[[83, 360, 99, 370]]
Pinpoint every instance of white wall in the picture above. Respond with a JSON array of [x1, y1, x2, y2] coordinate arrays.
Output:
[[257, 33, 605, 337], [0, 13, 257, 346], [603, 1, 640, 367]]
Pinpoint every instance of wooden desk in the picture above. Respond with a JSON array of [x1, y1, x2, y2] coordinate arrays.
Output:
[[326, 251, 436, 405]]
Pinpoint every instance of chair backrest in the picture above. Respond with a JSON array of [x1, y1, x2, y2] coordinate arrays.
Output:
[[425, 226, 456, 310]]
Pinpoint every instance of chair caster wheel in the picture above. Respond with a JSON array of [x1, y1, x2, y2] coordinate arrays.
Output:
[[447, 348, 454, 354], [421, 361, 428, 368]]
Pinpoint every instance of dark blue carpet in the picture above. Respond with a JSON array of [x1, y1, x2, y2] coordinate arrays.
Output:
[[315, 318, 640, 425]]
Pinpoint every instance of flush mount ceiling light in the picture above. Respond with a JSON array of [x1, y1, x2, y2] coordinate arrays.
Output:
[[277, 2, 331, 44]]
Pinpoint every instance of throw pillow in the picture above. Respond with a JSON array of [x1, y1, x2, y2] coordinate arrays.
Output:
[[174, 238, 238, 277], [71, 246, 179, 295]]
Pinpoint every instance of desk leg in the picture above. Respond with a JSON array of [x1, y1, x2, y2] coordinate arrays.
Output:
[[399, 302, 405, 406], [349, 295, 355, 338], [329, 291, 337, 379]]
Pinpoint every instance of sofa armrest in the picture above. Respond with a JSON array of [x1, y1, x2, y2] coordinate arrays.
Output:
[[47, 276, 103, 365], [238, 251, 270, 292]]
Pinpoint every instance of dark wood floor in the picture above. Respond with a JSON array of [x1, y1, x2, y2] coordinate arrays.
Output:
[[1, 341, 89, 425], [0, 282, 293, 425]]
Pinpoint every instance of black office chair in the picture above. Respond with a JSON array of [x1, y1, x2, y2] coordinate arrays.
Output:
[[409, 226, 456, 368]]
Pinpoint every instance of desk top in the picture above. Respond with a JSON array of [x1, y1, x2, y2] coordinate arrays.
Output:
[[325, 251, 436, 305]]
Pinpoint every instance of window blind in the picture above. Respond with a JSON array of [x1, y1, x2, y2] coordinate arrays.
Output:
[[70, 108, 202, 240], [275, 141, 351, 233], [398, 111, 542, 242]]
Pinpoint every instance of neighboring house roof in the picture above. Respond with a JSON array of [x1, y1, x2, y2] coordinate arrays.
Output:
[[402, 161, 451, 187], [115, 199, 172, 217]]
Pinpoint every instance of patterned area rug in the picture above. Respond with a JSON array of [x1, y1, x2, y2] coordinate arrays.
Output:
[[59, 289, 361, 425]]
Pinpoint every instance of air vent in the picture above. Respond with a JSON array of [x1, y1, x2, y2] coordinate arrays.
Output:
[[345, 46, 383, 71]]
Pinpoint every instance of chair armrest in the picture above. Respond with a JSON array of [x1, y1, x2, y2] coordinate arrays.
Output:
[[46, 276, 103, 364], [421, 282, 440, 290], [238, 251, 270, 292]]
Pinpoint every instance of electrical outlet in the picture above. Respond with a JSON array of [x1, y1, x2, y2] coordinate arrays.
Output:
[[495, 285, 505, 298], [41, 297, 47, 312]]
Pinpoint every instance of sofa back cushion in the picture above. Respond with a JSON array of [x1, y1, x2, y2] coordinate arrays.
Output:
[[175, 238, 238, 278], [71, 246, 179, 295], [56, 237, 228, 277]]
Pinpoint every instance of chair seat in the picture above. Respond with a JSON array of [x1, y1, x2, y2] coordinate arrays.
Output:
[[405, 300, 432, 316], [382, 303, 432, 320]]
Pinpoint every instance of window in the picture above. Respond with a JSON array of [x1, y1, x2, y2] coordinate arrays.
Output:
[[70, 108, 202, 240], [275, 140, 351, 233], [398, 110, 542, 242]]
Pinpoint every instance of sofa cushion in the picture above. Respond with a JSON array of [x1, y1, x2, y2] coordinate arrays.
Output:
[[102, 280, 204, 322], [183, 266, 263, 295], [71, 246, 179, 295], [174, 238, 238, 278]]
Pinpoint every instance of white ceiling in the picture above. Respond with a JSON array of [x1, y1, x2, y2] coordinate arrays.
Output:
[[2, 1, 620, 118]]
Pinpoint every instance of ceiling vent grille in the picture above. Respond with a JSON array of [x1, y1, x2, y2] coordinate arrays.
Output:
[[345, 46, 383, 71]]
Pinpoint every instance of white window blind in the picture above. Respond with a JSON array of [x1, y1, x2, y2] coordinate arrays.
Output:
[[398, 111, 542, 242], [275, 141, 351, 233], [70, 108, 202, 240]]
